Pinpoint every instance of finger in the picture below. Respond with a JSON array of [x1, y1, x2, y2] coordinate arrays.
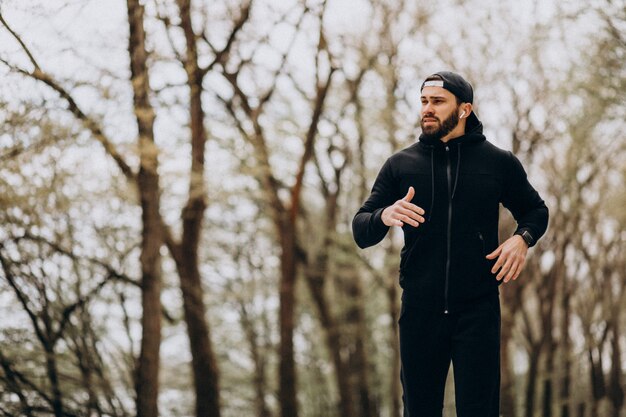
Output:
[[508, 262, 522, 282], [399, 201, 426, 216], [511, 257, 526, 281], [502, 259, 518, 282], [504, 258, 522, 282], [496, 256, 514, 280], [495, 264, 505, 280], [397, 207, 425, 223], [402, 186, 415, 202], [500, 253, 522, 281], [389, 211, 407, 227], [398, 214, 420, 227], [506, 251, 526, 278], [491, 253, 504, 274], [486, 245, 501, 260]]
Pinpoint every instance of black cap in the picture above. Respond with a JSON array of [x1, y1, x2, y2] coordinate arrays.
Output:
[[421, 71, 474, 104]]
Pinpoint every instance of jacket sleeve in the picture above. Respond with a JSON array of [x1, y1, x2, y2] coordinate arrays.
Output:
[[352, 158, 399, 249], [501, 152, 549, 246]]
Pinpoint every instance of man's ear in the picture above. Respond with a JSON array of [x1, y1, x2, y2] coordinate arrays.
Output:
[[459, 103, 472, 118]]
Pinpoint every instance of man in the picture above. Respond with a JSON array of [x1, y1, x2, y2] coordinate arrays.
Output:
[[352, 71, 548, 416]]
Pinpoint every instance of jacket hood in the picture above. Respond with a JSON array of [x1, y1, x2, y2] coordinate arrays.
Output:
[[419, 112, 485, 148]]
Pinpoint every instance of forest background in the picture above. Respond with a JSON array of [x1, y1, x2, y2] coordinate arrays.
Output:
[[0, 0, 624, 416]]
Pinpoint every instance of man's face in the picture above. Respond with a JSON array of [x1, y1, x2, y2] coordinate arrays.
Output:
[[420, 86, 460, 140]]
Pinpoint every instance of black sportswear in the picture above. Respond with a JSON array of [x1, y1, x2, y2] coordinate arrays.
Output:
[[352, 117, 548, 313]]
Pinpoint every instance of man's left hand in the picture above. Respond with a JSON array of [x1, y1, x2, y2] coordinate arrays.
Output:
[[485, 235, 528, 283]]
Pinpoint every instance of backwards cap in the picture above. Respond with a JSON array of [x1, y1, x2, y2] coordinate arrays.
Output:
[[421, 71, 474, 104]]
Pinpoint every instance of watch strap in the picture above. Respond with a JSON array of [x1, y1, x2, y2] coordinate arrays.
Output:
[[515, 229, 535, 247]]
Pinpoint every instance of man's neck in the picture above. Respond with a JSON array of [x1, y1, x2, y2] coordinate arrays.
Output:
[[441, 127, 466, 143]]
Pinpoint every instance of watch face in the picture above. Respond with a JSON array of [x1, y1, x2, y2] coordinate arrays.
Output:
[[522, 231, 533, 245]]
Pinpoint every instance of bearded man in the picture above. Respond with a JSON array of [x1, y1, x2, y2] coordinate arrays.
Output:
[[353, 71, 549, 416]]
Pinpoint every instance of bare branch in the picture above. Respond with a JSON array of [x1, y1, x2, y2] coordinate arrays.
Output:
[[201, 0, 253, 75], [0, 350, 33, 416], [289, 4, 336, 223], [0, 16, 135, 180], [13, 232, 139, 287], [0, 11, 40, 70], [154, 0, 186, 63], [256, 7, 307, 110]]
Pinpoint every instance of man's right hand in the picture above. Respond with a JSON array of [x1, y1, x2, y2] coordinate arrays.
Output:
[[381, 187, 426, 227]]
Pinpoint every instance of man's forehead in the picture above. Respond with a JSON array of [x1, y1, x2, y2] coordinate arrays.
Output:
[[420, 85, 454, 99]]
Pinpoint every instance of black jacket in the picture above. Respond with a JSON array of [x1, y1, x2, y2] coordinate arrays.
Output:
[[352, 119, 548, 313]]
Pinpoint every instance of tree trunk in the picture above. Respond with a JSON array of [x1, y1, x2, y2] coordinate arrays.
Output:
[[219, 24, 333, 417], [239, 300, 271, 417], [277, 60, 334, 417], [500, 286, 519, 417], [542, 344, 556, 417], [346, 274, 375, 417], [525, 348, 541, 417], [127, 1, 163, 416], [608, 325, 624, 417], [44, 344, 64, 417], [174, 256, 221, 417], [133, 78, 163, 417], [279, 221, 298, 417], [74, 316, 103, 417], [303, 172, 363, 417], [559, 276, 572, 417], [305, 266, 356, 417], [542, 372, 554, 417], [171, 1, 222, 416], [387, 279, 402, 417], [589, 345, 606, 400], [332, 248, 376, 417], [587, 345, 605, 417], [560, 358, 571, 417]]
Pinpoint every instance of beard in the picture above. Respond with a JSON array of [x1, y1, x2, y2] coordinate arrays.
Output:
[[420, 109, 460, 141]]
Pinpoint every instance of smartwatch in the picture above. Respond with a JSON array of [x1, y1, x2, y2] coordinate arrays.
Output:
[[515, 230, 535, 247]]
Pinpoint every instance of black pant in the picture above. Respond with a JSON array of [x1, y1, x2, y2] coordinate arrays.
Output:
[[399, 296, 501, 417]]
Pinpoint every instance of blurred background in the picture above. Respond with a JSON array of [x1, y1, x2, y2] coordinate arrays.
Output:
[[0, 0, 624, 416]]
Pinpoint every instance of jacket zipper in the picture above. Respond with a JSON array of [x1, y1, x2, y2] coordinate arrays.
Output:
[[444, 145, 452, 314]]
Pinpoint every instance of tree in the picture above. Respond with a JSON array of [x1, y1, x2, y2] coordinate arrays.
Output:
[[1, 1, 253, 415], [215, 2, 336, 414], [0, 121, 137, 416]]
